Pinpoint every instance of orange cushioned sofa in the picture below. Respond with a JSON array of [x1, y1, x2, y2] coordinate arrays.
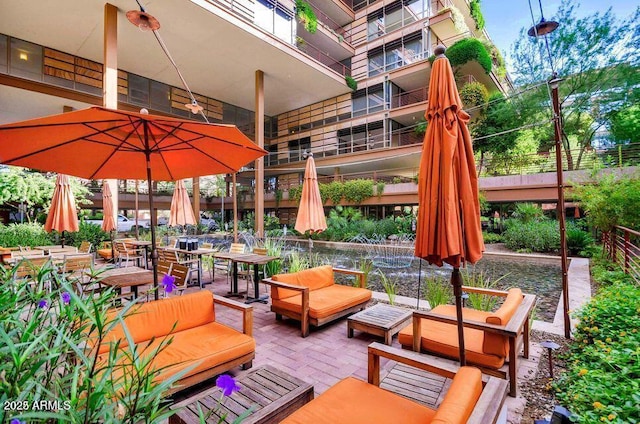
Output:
[[398, 287, 535, 397], [262, 265, 371, 337], [281, 342, 508, 424], [96, 290, 255, 394]]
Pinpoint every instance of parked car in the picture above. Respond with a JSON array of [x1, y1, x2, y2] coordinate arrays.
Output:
[[85, 214, 151, 233]]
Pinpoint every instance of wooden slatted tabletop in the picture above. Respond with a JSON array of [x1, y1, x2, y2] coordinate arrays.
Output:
[[169, 365, 313, 424], [347, 303, 413, 345]]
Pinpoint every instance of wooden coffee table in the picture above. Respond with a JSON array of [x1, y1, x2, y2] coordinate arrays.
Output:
[[169, 365, 313, 424], [347, 303, 413, 345]]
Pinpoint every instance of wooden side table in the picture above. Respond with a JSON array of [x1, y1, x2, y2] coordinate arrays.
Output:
[[347, 303, 413, 345], [169, 365, 313, 424]]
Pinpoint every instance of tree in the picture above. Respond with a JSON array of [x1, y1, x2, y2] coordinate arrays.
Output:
[[608, 104, 640, 144], [510, 0, 639, 170], [470, 92, 523, 173], [0, 167, 91, 222]]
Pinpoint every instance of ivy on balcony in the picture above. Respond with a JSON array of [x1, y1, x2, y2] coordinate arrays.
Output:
[[295, 0, 318, 34], [469, 0, 485, 31]]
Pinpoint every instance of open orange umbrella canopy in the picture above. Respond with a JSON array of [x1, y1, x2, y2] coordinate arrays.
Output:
[[101, 181, 117, 232], [294, 155, 327, 234], [44, 174, 79, 233], [169, 179, 197, 227], [0, 106, 266, 180], [414, 53, 484, 268]]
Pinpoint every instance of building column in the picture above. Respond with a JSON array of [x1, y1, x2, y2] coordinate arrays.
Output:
[[192, 177, 200, 223], [254, 70, 265, 237], [103, 3, 119, 223]]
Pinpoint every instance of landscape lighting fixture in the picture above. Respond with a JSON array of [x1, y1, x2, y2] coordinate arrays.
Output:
[[185, 100, 204, 114], [126, 10, 160, 31]]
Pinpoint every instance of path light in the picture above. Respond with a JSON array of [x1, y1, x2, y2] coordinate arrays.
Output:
[[461, 292, 469, 308], [540, 340, 560, 378]]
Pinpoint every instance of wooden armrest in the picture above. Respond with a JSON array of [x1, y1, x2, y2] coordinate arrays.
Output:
[[467, 377, 508, 424], [214, 296, 254, 337], [504, 293, 536, 333], [413, 310, 510, 335], [261, 277, 309, 293], [334, 268, 366, 288], [367, 342, 464, 385], [461, 285, 509, 297]]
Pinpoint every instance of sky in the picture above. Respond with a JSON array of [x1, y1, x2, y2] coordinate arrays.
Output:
[[483, 0, 638, 71]]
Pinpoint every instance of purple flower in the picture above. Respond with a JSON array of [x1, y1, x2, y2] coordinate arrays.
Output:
[[216, 374, 241, 396], [37, 299, 48, 309], [61, 292, 71, 305], [11, 419, 26, 424], [161, 273, 176, 294]]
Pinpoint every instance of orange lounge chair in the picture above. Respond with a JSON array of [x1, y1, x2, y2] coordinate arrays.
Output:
[[262, 265, 371, 337], [398, 287, 536, 397], [281, 342, 508, 424]]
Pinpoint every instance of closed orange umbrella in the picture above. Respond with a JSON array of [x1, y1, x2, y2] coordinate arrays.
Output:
[[294, 154, 327, 235], [169, 179, 196, 227], [101, 181, 117, 233], [415, 46, 485, 365], [44, 174, 79, 247], [0, 106, 266, 299]]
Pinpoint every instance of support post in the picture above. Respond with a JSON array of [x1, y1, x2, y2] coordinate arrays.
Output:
[[254, 70, 265, 238], [103, 3, 119, 232]]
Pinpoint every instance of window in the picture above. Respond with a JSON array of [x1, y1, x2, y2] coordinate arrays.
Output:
[[366, 0, 428, 41], [288, 137, 310, 162], [128, 74, 150, 106], [338, 121, 385, 154], [367, 31, 426, 76], [352, 84, 385, 117], [255, 0, 295, 44], [150, 81, 171, 112], [0, 35, 8, 74], [10, 38, 42, 81]]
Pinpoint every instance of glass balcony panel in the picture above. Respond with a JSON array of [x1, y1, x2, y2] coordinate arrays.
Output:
[[10, 38, 42, 81], [0, 35, 7, 73]]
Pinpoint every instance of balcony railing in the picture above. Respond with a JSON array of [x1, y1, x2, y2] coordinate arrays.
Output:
[[391, 87, 428, 108], [297, 40, 351, 76], [603, 226, 640, 284], [307, 0, 353, 44]]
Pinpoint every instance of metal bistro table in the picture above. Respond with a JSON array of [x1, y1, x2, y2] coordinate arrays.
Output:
[[165, 247, 217, 288], [100, 267, 154, 298], [214, 251, 278, 304], [124, 240, 152, 268]]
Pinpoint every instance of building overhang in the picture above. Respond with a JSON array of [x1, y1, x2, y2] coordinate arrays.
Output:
[[0, 0, 351, 118]]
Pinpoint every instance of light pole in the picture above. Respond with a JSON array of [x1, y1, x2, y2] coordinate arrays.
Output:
[[528, 2, 571, 338]]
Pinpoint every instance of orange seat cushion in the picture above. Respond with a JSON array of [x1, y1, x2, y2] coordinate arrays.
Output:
[[484, 288, 523, 357], [272, 285, 371, 320], [99, 291, 216, 354], [398, 305, 505, 369], [280, 377, 437, 424], [97, 248, 113, 260], [431, 367, 483, 424], [271, 265, 335, 300], [102, 322, 255, 385]]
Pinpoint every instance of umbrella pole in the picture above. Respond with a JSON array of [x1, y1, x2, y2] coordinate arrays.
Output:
[[61, 230, 65, 248], [417, 258, 422, 309], [452, 267, 466, 366], [144, 127, 159, 301]]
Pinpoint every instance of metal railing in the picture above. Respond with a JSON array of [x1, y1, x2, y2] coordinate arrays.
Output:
[[391, 86, 428, 108], [307, 0, 353, 44], [603, 226, 640, 284], [296, 40, 351, 76]]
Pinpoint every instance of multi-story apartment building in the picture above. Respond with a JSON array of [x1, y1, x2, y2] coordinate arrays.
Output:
[[0, 0, 509, 230]]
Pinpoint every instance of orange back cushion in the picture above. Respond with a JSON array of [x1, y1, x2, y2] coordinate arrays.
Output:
[[431, 366, 483, 424], [483, 288, 523, 357], [99, 291, 215, 354], [271, 265, 335, 300]]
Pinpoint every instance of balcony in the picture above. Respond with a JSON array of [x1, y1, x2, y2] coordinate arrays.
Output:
[[296, 39, 352, 76]]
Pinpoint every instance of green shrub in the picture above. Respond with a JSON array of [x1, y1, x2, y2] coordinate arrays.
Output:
[[482, 231, 503, 244], [378, 270, 398, 305], [590, 249, 633, 286], [459, 81, 489, 109], [343, 179, 374, 204], [511, 202, 544, 223], [554, 282, 640, 423], [565, 224, 594, 256], [0, 263, 184, 422], [461, 269, 508, 311], [469, 0, 485, 30], [503, 220, 560, 252], [446, 38, 492, 74], [288, 185, 303, 202], [295, 0, 317, 33], [345, 75, 357, 91], [64, 221, 110, 250], [322, 181, 344, 205], [0, 223, 54, 248]]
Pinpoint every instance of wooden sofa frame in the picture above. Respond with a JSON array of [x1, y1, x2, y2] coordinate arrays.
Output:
[[369, 342, 508, 424], [411, 286, 536, 397], [262, 268, 367, 337]]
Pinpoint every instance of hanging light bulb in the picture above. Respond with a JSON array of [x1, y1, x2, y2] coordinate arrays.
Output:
[[185, 100, 204, 114], [126, 10, 160, 32]]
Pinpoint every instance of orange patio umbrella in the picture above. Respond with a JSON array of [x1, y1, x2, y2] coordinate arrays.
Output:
[[101, 180, 117, 260], [294, 153, 327, 241], [0, 106, 266, 299], [169, 179, 196, 227], [414, 46, 485, 365], [44, 173, 79, 247]]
